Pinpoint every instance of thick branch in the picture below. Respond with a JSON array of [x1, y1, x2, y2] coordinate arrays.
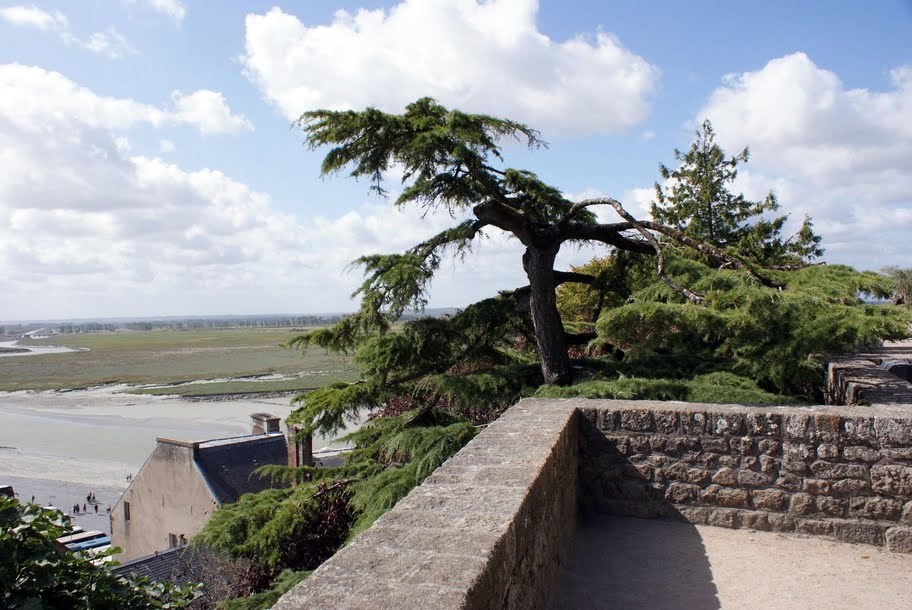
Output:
[[559, 222, 654, 254], [473, 199, 536, 245]]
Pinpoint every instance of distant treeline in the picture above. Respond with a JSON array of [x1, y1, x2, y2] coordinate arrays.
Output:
[[53, 316, 345, 333]]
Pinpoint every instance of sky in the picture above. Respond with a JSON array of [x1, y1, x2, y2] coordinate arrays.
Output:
[[1, 0, 910, 321]]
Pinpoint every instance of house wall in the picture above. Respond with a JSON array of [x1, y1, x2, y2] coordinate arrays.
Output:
[[110, 439, 218, 561]]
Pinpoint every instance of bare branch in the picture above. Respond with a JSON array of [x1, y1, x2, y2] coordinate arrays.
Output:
[[604, 199, 705, 303]]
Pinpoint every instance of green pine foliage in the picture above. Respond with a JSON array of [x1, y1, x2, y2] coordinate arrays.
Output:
[[1, 497, 198, 609]]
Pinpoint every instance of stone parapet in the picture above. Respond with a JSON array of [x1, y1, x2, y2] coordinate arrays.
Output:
[[273, 399, 578, 610], [576, 400, 912, 553], [827, 357, 912, 405]]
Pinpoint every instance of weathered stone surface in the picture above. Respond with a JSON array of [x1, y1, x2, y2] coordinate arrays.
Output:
[[843, 445, 881, 462], [737, 469, 773, 487], [850, 497, 903, 521], [886, 527, 912, 553], [711, 467, 738, 486], [701, 437, 728, 452], [752, 489, 787, 511], [802, 479, 832, 495], [797, 519, 834, 536], [842, 417, 876, 445], [831, 521, 886, 546], [782, 443, 814, 474], [653, 410, 679, 434], [815, 496, 847, 518], [757, 438, 781, 456], [776, 473, 802, 491], [875, 418, 912, 446], [620, 409, 654, 432], [785, 414, 811, 441], [700, 485, 749, 509], [746, 413, 781, 437], [665, 482, 700, 503], [681, 412, 707, 435], [789, 493, 816, 515], [830, 478, 870, 496], [871, 465, 912, 496], [903, 501, 912, 526], [713, 413, 745, 436], [758, 455, 778, 476], [814, 413, 842, 443], [730, 437, 754, 455], [767, 513, 796, 532], [883, 448, 912, 461], [817, 443, 839, 459], [740, 511, 771, 531], [809, 461, 868, 480]]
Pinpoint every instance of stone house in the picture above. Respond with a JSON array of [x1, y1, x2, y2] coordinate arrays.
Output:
[[111, 413, 312, 561]]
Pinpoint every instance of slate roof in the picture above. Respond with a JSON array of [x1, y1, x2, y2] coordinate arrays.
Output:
[[195, 433, 289, 505], [111, 546, 211, 585]]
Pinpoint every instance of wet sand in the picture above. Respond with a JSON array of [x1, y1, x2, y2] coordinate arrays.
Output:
[[0, 386, 354, 524]]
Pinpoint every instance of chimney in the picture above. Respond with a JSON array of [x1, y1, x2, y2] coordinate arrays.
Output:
[[287, 424, 313, 469], [250, 412, 280, 435]]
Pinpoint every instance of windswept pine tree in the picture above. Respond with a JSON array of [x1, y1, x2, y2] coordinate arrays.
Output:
[[197, 99, 910, 601]]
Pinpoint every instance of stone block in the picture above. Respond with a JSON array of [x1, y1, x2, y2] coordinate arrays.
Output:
[[871, 464, 912, 496], [830, 478, 870, 496], [785, 414, 811, 441], [775, 473, 802, 491], [701, 437, 728, 452], [758, 455, 779, 476], [875, 417, 912, 446], [620, 409, 654, 432], [809, 461, 868, 480], [752, 489, 787, 511], [817, 443, 839, 459], [842, 445, 881, 462], [767, 513, 796, 532], [718, 455, 740, 469], [757, 438, 782, 456], [684, 468, 713, 486], [782, 443, 814, 475], [706, 507, 739, 528], [886, 527, 912, 553], [815, 496, 847, 518], [630, 435, 651, 454], [665, 482, 701, 503], [849, 497, 903, 521], [712, 413, 745, 436], [681, 412, 707, 435], [814, 413, 842, 443], [883, 448, 912, 461], [599, 409, 619, 431], [700, 484, 749, 509], [711, 467, 738, 486], [740, 511, 771, 531], [730, 437, 754, 455], [737, 469, 773, 487], [842, 417, 876, 445], [797, 519, 833, 536], [802, 479, 832, 495], [831, 520, 886, 546], [789, 493, 815, 515], [903, 501, 912, 526], [746, 413, 781, 436], [653, 410, 679, 434]]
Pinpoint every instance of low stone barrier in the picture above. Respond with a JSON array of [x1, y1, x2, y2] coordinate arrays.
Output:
[[273, 400, 578, 610], [827, 357, 912, 405], [578, 400, 912, 552], [276, 398, 912, 608]]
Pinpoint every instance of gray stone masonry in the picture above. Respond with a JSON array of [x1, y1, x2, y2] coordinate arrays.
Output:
[[273, 399, 578, 610], [577, 400, 912, 553]]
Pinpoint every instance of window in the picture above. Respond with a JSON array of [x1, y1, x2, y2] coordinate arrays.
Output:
[[123, 501, 131, 521], [168, 533, 178, 548]]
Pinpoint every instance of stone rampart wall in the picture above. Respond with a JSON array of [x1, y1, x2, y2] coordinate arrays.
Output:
[[577, 400, 912, 553], [273, 400, 578, 610]]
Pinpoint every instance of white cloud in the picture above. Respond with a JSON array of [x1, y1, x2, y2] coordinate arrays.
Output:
[[0, 63, 542, 319], [241, 2, 659, 136], [0, 64, 251, 135], [691, 53, 912, 270], [0, 5, 67, 30], [84, 28, 134, 59], [170, 90, 254, 135], [159, 139, 175, 153], [0, 5, 135, 59], [145, 0, 185, 25]]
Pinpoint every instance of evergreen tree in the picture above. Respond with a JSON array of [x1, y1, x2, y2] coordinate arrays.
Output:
[[651, 120, 822, 266]]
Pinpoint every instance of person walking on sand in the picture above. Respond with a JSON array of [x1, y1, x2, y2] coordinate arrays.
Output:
[[94, 504, 98, 514]]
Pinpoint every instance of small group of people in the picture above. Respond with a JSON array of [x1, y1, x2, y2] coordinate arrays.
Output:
[[71, 491, 102, 516]]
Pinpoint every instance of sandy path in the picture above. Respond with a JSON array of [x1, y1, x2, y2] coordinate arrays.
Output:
[[552, 515, 912, 609]]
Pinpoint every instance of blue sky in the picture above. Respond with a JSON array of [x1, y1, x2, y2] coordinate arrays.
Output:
[[1, 1, 910, 320]]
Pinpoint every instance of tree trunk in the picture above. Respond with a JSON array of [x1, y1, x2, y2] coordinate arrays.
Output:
[[523, 246, 571, 385]]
